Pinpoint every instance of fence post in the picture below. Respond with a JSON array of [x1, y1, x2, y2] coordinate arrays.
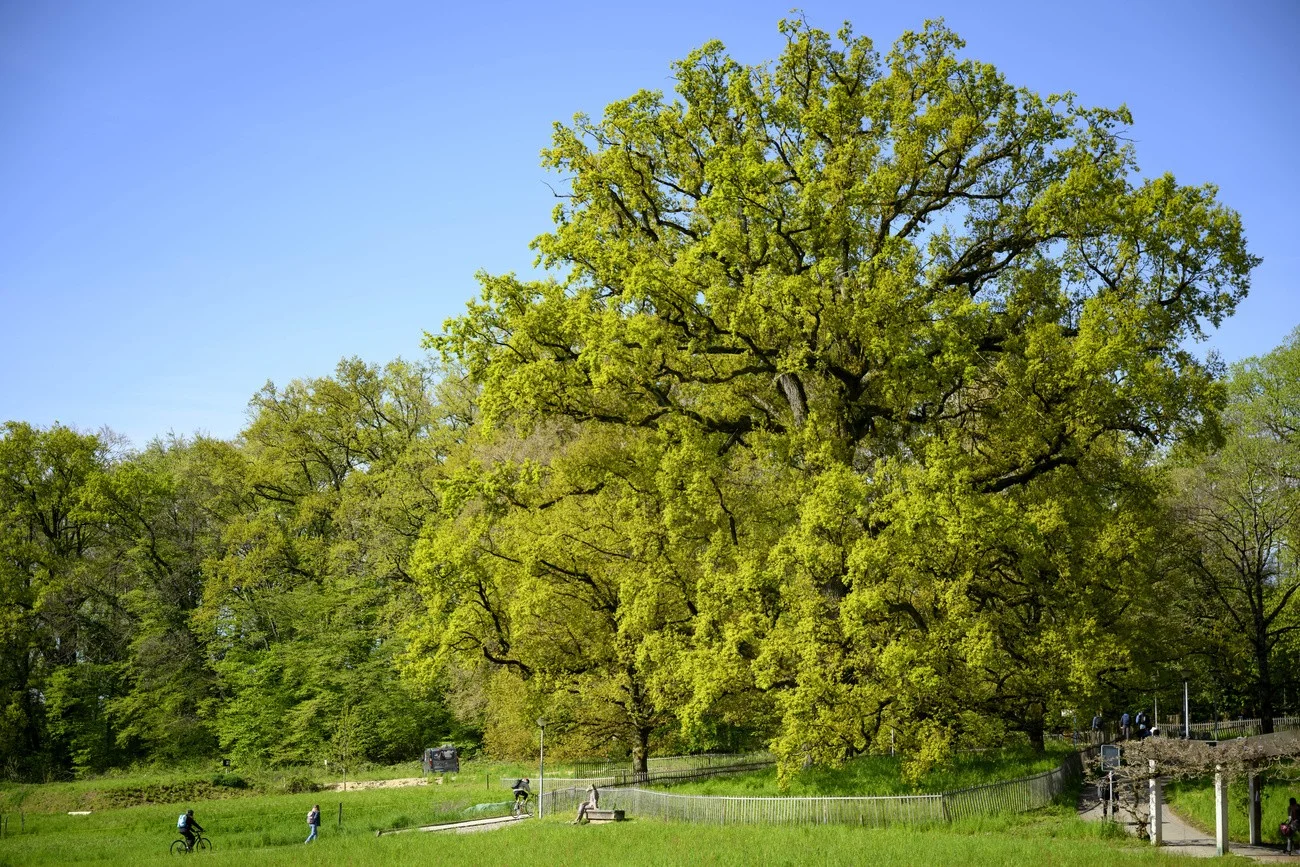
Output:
[[1247, 773, 1262, 845], [1214, 765, 1230, 856], [338, 802, 342, 828], [1148, 760, 1162, 845]]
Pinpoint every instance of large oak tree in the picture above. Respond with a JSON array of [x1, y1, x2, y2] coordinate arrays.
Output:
[[433, 18, 1256, 774]]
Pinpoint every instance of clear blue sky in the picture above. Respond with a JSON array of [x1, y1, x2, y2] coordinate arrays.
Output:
[[2, 1, 1296, 446]]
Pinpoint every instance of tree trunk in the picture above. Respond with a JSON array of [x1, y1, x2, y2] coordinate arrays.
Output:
[[632, 727, 650, 775], [1257, 646, 1275, 735], [1026, 707, 1046, 753]]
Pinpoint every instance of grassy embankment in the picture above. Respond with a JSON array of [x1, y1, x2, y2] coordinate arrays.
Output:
[[1166, 764, 1297, 846], [0, 758, 550, 815], [0, 750, 1231, 865], [662, 745, 1072, 796]]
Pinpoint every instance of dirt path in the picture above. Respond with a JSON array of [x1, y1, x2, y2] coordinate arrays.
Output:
[[376, 814, 527, 835], [322, 776, 429, 792]]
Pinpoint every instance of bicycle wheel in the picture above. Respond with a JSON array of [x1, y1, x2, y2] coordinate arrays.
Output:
[[170, 839, 190, 855], [194, 836, 211, 852]]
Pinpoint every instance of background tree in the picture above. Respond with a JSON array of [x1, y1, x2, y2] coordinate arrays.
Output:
[[196, 358, 465, 764], [1170, 331, 1300, 732], [410, 420, 739, 771], [81, 437, 225, 763], [0, 422, 119, 777]]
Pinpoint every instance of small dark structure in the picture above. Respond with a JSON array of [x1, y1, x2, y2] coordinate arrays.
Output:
[[422, 745, 460, 774]]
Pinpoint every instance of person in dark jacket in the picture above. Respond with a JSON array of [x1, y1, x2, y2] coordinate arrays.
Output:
[[177, 809, 204, 851], [512, 778, 531, 813], [305, 804, 321, 843]]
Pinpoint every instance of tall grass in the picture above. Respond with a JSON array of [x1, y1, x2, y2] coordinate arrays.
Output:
[[0, 796, 1190, 866]]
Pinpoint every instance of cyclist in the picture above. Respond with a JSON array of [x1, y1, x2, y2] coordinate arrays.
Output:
[[511, 777, 531, 814], [177, 809, 205, 851]]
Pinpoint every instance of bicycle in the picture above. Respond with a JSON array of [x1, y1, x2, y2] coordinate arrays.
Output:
[[170, 834, 211, 854], [511, 795, 530, 817]]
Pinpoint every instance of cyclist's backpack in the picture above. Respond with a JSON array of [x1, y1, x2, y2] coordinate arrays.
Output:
[[177, 813, 188, 830]]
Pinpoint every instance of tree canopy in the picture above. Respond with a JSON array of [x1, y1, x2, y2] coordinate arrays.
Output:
[[425, 18, 1258, 776]]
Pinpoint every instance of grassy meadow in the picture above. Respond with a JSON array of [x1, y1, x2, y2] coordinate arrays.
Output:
[[662, 745, 1073, 796], [0, 749, 1231, 865], [0, 794, 1207, 866]]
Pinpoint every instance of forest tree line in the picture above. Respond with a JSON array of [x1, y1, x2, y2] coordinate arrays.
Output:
[[3, 19, 1297, 782]]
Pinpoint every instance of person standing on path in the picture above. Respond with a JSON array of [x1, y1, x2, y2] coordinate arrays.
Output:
[[1120, 711, 1131, 740], [305, 804, 321, 843], [1286, 797, 1300, 855]]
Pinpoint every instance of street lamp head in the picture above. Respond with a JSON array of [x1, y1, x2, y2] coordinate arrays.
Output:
[[536, 717, 547, 729]]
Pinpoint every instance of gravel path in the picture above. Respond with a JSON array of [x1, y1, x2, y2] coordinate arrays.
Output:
[[1077, 777, 1290, 861]]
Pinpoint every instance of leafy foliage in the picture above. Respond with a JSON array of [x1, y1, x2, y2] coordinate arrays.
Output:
[[427, 17, 1257, 777]]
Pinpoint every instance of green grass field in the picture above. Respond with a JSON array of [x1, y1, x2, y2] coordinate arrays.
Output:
[[0, 748, 1236, 865], [0, 794, 1208, 866], [0, 758, 541, 815], [1166, 766, 1297, 846]]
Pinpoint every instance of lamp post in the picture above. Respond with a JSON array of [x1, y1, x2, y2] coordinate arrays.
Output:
[[1183, 678, 1190, 739], [537, 718, 547, 819]]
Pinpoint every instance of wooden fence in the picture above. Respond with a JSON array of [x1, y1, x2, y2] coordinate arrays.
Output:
[[1170, 715, 1300, 739], [570, 752, 771, 778], [539, 747, 1092, 828], [540, 785, 945, 827], [608, 759, 774, 787], [941, 750, 1085, 820]]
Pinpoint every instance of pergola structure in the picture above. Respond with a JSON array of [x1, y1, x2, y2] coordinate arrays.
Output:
[[1102, 729, 1300, 854]]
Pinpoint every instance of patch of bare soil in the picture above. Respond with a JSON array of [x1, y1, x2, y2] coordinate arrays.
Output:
[[322, 776, 430, 792]]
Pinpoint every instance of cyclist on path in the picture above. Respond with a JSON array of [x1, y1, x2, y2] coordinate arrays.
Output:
[[177, 809, 204, 851], [512, 778, 531, 814]]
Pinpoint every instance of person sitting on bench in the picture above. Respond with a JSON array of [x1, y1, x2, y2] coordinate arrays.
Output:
[[573, 784, 600, 823]]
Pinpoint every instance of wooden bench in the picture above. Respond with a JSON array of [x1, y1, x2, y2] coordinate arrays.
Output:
[[583, 809, 624, 824]]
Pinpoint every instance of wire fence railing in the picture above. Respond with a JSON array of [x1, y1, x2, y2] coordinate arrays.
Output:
[[1154, 715, 1300, 740], [606, 759, 774, 787], [568, 752, 772, 778], [503, 753, 774, 790], [538, 785, 947, 827], [942, 750, 1087, 820], [538, 747, 1093, 828]]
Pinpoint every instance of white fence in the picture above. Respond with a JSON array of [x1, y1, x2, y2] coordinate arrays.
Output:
[[538, 748, 1090, 828], [1156, 715, 1300, 740]]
